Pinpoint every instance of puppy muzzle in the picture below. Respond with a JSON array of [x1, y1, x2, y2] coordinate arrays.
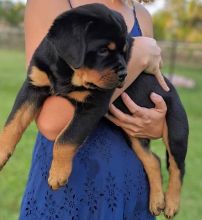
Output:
[[117, 70, 127, 88]]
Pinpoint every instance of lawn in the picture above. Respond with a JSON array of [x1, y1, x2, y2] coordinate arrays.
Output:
[[0, 49, 201, 220]]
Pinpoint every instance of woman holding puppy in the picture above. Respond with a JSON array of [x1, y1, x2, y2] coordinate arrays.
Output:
[[19, 0, 168, 219]]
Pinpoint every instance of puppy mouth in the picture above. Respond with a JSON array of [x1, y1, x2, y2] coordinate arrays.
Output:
[[84, 82, 107, 91], [85, 80, 125, 90], [85, 82, 100, 90], [82, 70, 126, 90]]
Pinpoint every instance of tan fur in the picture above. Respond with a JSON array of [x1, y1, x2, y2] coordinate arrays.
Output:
[[108, 42, 116, 50], [71, 69, 84, 87], [67, 91, 91, 102], [163, 124, 181, 218], [30, 66, 51, 87], [130, 137, 165, 216], [72, 68, 101, 87], [48, 115, 76, 190], [0, 103, 36, 168], [48, 142, 76, 190], [72, 68, 118, 89]]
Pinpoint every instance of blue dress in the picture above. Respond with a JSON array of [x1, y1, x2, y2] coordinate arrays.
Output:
[[19, 12, 155, 220]]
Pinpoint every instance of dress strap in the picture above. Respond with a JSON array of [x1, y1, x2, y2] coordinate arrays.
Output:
[[131, 2, 143, 36], [68, 0, 73, 8], [131, 1, 138, 24]]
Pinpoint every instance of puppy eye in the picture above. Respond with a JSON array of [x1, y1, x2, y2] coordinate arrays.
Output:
[[97, 47, 109, 56]]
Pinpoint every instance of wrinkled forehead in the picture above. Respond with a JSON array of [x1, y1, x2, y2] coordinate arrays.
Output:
[[86, 22, 127, 49]]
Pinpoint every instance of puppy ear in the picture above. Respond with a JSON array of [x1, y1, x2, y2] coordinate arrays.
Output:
[[47, 15, 91, 69], [125, 36, 134, 63]]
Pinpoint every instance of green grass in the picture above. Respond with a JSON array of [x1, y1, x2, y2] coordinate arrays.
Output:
[[0, 50, 37, 220], [0, 49, 202, 220], [152, 65, 202, 220]]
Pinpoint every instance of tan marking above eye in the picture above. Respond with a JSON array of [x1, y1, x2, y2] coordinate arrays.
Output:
[[67, 91, 91, 102], [29, 66, 51, 87], [108, 42, 116, 50]]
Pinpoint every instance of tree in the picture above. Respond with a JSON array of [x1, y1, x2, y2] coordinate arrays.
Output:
[[0, 1, 25, 27], [153, 0, 202, 42]]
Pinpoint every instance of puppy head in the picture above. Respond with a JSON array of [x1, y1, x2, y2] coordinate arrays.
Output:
[[47, 3, 133, 90]]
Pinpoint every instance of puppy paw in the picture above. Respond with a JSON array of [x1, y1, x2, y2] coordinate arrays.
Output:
[[48, 160, 72, 190], [149, 192, 165, 216], [164, 193, 180, 219]]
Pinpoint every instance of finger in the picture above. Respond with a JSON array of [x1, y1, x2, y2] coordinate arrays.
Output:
[[106, 113, 141, 133], [121, 93, 144, 117], [108, 104, 134, 123], [122, 127, 136, 137], [106, 114, 132, 129], [105, 114, 121, 126], [155, 69, 170, 92], [122, 128, 149, 138], [150, 92, 167, 112], [106, 113, 129, 127]]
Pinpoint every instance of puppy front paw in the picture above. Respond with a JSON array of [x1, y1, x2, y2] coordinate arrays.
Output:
[[48, 142, 77, 190], [164, 192, 180, 219], [149, 191, 165, 216], [48, 160, 72, 190]]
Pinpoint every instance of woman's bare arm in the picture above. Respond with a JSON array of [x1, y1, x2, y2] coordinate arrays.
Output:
[[110, 2, 167, 102], [107, 3, 167, 139], [25, 0, 75, 140]]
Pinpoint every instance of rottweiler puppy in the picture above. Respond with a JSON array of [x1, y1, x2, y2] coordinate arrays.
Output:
[[0, 3, 188, 219]]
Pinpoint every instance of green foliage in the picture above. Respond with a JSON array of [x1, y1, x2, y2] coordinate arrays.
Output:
[[153, 0, 202, 42], [0, 49, 36, 220], [0, 1, 25, 26]]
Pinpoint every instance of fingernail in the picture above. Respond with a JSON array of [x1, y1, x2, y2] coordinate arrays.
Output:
[[151, 92, 160, 100], [165, 86, 170, 92], [121, 92, 127, 98]]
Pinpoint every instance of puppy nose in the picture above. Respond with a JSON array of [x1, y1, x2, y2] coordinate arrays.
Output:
[[118, 72, 127, 82]]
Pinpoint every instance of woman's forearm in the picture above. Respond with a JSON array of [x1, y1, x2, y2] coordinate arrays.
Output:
[[110, 37, 145, 103]]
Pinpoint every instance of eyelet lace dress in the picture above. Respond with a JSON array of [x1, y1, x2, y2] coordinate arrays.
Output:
[[19, 9, 155, 220]]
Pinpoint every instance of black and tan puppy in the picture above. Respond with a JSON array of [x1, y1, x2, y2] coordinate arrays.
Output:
[[0, 3, 188, 219]]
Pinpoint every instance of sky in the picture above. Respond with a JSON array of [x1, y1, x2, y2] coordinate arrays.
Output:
[[10, 0, 165, 14], [144, 0, 165, 14]]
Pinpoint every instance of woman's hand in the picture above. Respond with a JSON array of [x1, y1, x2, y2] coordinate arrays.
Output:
[[132, 37, 169, 92], [106, 92, 167, 139]]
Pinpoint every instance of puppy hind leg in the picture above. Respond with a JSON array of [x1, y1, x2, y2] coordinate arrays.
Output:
[[0, 81, 48, 169], [130, 137, 165, 216], [163, 124, 183, 219]]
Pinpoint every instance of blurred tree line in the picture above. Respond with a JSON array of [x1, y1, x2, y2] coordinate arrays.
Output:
[[0, 0, 202, 42], [153, 0, 202, 42], [0, 0, 25, 27]]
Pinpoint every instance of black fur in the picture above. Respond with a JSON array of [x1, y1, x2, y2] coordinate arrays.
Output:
[[2, 3, 133, 161], [114, 73, 189, 180], [1, 3, 188, 190]]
